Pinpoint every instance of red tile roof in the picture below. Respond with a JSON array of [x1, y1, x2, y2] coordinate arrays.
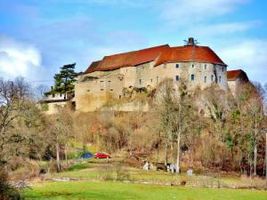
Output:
[[84, 60, 101, 74], [84, 44, 226, 74], [155, 46, 225, 66], [227, 69, 249, 81]]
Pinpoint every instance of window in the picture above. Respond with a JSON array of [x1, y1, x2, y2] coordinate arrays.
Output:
[[52, 94, 55, 98], [211, 75, 214, 82], [176, 75, 179, 81], [204, 76, 207, 83], [139, 79, 142, 85], [191, 74, 195, 81], [222, 66, 225, 72], [204, 64, 207, 70], [219, 76, 222, 83], [156, 76, 159, 84], [151, 79, 153, 83], [60, 93, 62, 97], [192, 64, 194, 68], [176, 64, 179, 68], [110, 89, 113, 91]]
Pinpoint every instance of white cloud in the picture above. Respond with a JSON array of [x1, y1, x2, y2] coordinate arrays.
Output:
[[0, 36, 42, 79], [187, 21, 260, 37], [160, 0, 249, 25], [218, 39, 267, 84]]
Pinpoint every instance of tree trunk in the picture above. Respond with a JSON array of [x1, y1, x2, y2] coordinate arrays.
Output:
[[249, 155, 252, 179], [239, 151, 243, 175], [65, 144, 68, 164], [176, 102, 182, 174], [164, 142, 168, 166], [253, 143, 257, 176], [56, 143, 61, 172], [176, 130, 181, 173]]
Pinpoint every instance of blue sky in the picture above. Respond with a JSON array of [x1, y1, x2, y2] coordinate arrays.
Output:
[[0, 0, 266, 85]]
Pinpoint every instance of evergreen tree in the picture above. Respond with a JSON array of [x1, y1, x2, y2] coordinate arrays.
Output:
[[48, 63, 77, 98]]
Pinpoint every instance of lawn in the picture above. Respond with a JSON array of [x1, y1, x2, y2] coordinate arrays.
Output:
[[46, 160, 266, 189], [23, 181, 267, 200]]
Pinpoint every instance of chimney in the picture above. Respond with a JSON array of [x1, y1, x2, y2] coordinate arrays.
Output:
[[187, 37, 195, 46]]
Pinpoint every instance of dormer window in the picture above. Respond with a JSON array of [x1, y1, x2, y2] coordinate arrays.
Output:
[[176, 64, 179, 68]]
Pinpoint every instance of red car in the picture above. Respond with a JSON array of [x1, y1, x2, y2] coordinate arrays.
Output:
[[94, 152, 111, 159]]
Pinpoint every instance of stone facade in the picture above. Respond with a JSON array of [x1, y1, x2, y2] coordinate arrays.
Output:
[[76, 61, 228, 112]]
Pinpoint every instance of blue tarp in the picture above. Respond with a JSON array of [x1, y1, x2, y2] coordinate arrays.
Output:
[[80, 152, 93, 159]]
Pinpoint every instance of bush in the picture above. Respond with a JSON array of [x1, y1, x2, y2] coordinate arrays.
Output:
[[0, 168, 21, 200]]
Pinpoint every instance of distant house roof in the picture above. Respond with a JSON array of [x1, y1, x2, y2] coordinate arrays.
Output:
[[84, 43, 226, 74], [227, 69, 249, 82]]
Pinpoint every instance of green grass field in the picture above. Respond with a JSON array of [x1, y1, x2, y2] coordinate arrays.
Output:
[[23, 181, 267, 200], [20, 159, 267, 199]]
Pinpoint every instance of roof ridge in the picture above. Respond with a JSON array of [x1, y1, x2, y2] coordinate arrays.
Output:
[[104, 44, 170, 58], [172, 45, 210, 49]]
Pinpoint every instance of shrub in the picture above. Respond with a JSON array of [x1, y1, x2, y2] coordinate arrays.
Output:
[[0, 167, 21, 200]]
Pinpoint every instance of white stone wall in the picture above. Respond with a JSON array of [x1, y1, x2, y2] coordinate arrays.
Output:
[[44, 93, 65, 101]]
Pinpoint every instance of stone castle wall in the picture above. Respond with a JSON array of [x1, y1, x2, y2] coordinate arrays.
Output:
[[75, 61, 228, 112]]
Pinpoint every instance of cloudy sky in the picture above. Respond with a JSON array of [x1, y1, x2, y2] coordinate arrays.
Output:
[[0, 0, 266, 85]]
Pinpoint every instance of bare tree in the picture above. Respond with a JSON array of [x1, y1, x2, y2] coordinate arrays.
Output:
[[156, 79, 193, 173], [0, 77, 30, 164], [48, 107, 74, 172]]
